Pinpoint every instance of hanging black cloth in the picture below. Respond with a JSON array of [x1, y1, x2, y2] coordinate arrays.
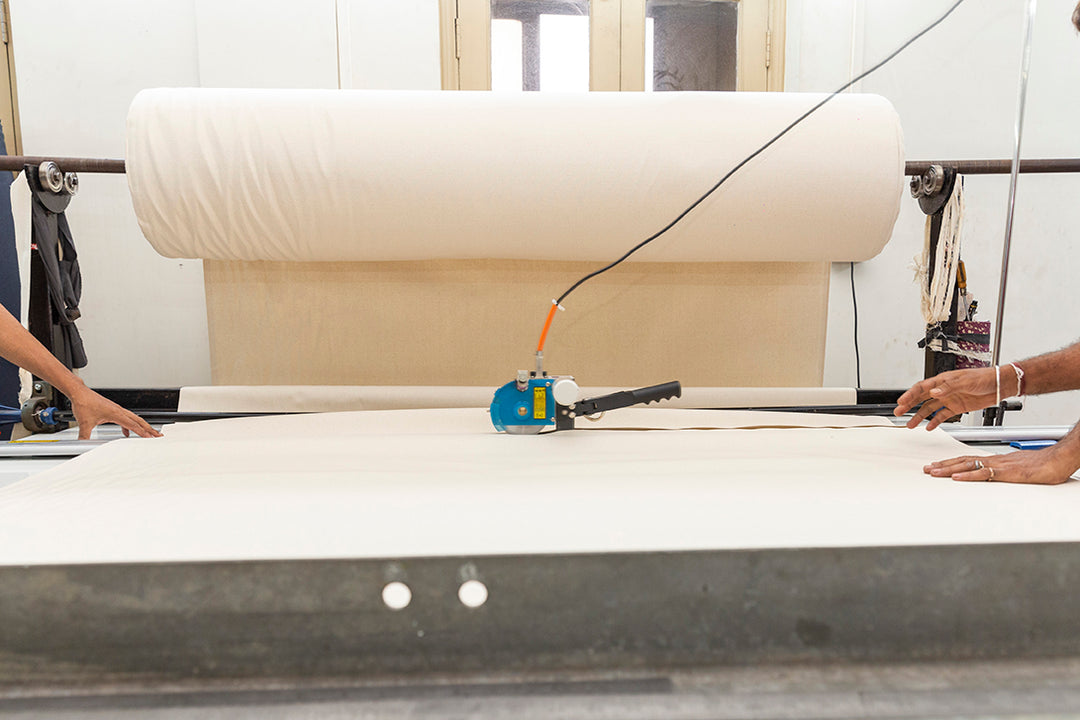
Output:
[[27, 167, 86, 370]]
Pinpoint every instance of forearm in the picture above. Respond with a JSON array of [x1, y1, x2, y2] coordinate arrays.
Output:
[[0, 307, 87, 400], [1007, 340, 1080, 396]]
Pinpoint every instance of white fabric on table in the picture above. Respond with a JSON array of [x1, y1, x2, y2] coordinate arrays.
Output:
[[1, 408, 1067, 567], [176, 386, 859, 413]]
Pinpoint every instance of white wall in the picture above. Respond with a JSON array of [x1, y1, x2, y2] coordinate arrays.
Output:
[[194, 0, 340, 89], [338, 0, 442, 90], [10, 0, 205, 388], [788, 0, 1080, 425], [8, 0, 440, 388], [12, 0, 1079, 427]]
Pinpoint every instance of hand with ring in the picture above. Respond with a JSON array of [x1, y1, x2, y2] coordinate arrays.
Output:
[[923, 448, 1074, 485]]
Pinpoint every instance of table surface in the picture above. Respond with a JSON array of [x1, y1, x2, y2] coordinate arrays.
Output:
[[0, 408, 1072, 567]]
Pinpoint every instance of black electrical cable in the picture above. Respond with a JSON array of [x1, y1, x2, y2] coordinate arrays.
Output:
[[851, 261, 861, 389], [553, 0, 966, 307]]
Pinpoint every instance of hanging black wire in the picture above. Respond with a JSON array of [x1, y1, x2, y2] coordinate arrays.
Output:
[[554, 0, 966, 307], [851, 261, 861, 389]]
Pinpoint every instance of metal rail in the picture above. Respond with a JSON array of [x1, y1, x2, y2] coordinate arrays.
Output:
[[0, 440, 109, 458], [944, 424, 1069, 443], [992, 0, 1039, 371], [3, 156, 1080, 178], [905, 158, 1080, 175], [49, 410, 309, 424], [0, 156, 125, 173]]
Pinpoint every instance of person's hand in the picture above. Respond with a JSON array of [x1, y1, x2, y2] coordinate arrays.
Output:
[[68, 385, 162, 440], [894, 367, 1000, 430], [923, 447, 1074, 485]]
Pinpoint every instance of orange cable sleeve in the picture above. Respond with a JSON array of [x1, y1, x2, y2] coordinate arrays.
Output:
[[536, 303, 559, 353]]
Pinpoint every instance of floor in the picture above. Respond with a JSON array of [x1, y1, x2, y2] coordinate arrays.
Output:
[[5, 658, 1080, 719]]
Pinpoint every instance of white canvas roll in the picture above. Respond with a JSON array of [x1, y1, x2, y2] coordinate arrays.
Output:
[[176, 385, 858, 413], [125, 88, 904, 263]]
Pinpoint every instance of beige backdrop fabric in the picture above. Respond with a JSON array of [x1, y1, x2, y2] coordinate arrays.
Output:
[[126, 89, 904, 263], [3, 408, 1068, 568], [203, 259, 830, 386], [177, 385, 858, 413], [126, 90, 903, 387]]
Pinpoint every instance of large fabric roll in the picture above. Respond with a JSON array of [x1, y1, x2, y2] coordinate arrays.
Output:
[[126, 89, 904, 263]]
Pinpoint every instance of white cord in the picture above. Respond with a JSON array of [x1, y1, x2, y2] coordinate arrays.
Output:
[[996, 364, 1001, 408], [1009, 361, 1025, 398]]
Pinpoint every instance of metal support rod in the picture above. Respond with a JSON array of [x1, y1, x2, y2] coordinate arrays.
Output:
[[944, 424, 1068, 444], [905, 158, 1080, 175], [2, 156, 1078, 178], [0, 156, 125, 173], [992, 0, 1038, 368], [50, 410, 307, 424]]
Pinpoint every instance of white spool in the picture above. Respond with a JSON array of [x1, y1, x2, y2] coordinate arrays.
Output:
[[552, 378, 580, 407]]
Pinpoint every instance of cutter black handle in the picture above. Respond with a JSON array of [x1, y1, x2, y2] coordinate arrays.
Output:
[[628, 381, 682, 406], [571, 381, 682, 416]]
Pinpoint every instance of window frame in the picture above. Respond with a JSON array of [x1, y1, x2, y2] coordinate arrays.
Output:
[[440, 0, 785, 92]]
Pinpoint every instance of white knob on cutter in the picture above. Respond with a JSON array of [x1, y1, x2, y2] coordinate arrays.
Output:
[[552, 378, 580, 406]]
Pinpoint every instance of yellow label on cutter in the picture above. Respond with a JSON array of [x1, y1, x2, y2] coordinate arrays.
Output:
[[533, 387, 547, 420]]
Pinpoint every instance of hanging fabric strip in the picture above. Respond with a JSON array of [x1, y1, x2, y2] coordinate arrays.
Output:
[[917, 176, 964, 325]]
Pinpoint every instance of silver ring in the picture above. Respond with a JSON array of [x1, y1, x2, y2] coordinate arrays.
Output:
[[974, 460, 983, 470], [987, 467, 995, 482]]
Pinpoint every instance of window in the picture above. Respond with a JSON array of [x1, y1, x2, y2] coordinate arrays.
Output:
[[442, 0, 783, 92], [646, 0, 738, 91], [492, 0, 590, 92]]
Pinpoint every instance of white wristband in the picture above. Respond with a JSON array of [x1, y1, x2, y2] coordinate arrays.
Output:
[[1009, 362, 1024, 398]]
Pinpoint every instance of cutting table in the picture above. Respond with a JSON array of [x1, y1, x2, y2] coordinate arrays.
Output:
[[4, 74, 1080, 714], [3, 404, 1080, 718]]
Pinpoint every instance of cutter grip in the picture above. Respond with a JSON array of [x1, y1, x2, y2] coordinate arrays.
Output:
[[571, 381, 681, 416], [628, 380, 682, 406]]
